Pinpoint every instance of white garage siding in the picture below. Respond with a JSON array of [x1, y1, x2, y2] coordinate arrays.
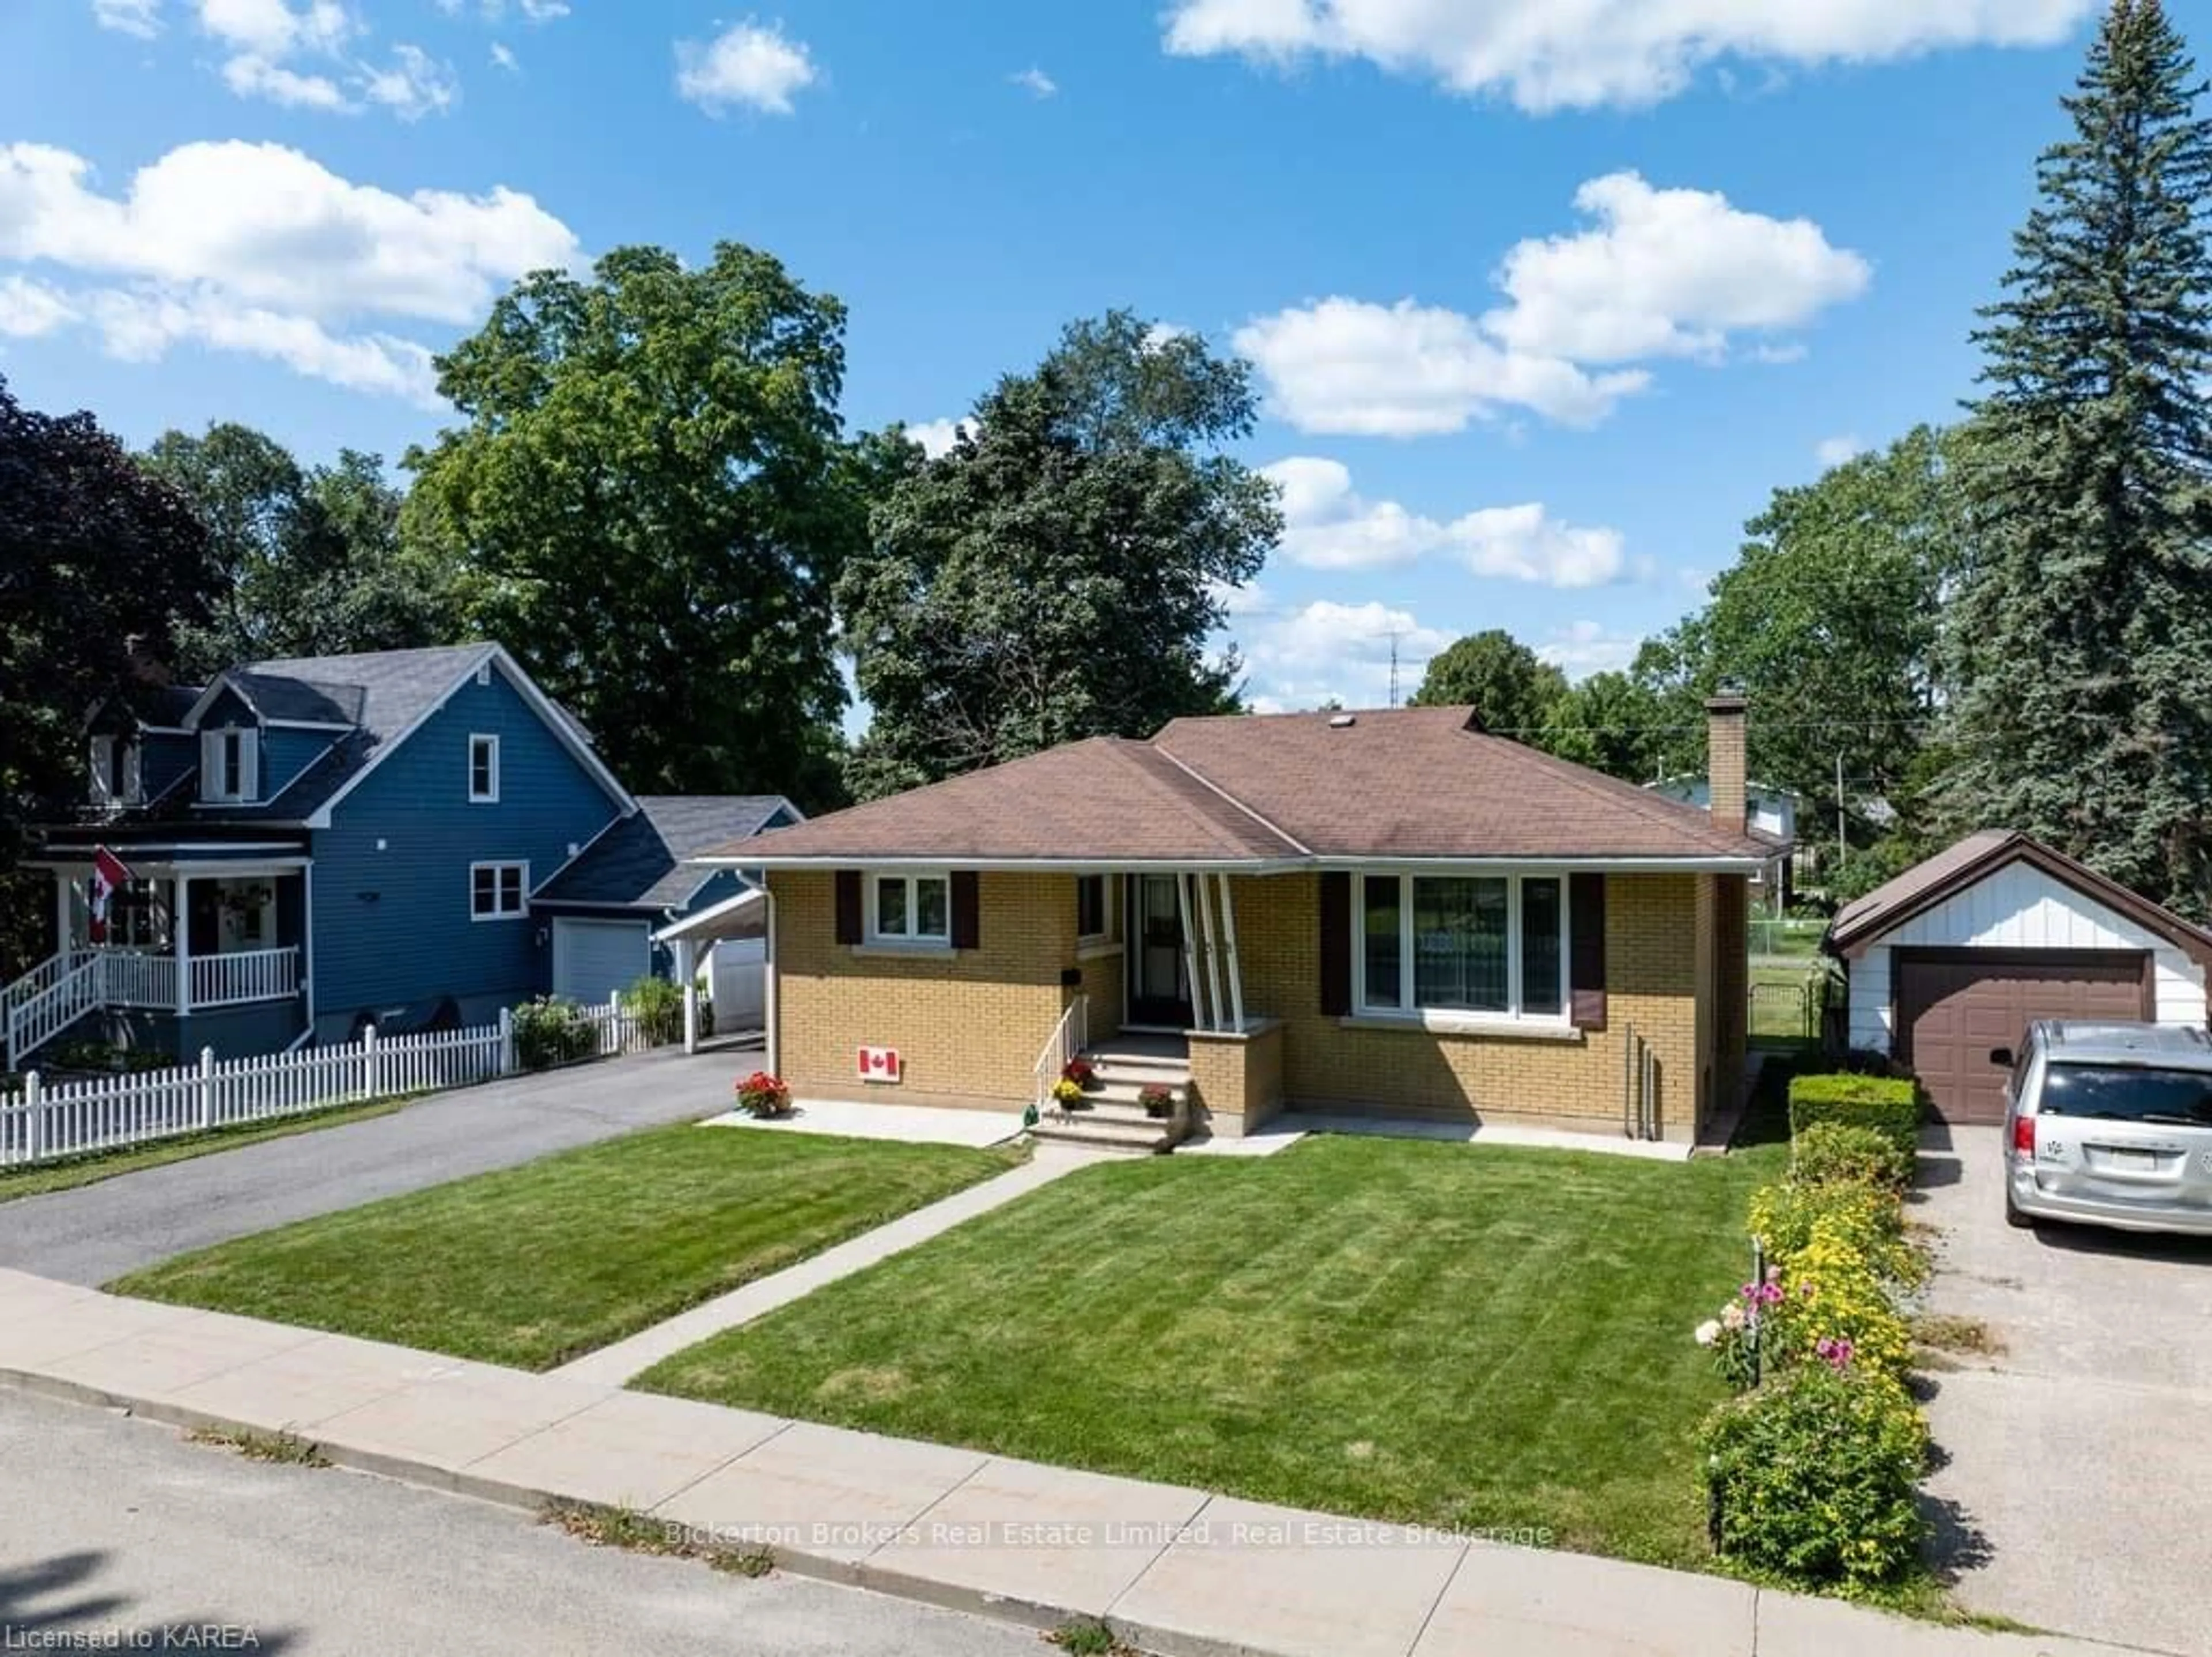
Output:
[[551, 917, 653, 1008], [1849, 861, 2209, 1052]]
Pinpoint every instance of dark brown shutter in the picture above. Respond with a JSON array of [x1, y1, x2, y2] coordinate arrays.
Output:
[[1570, 871, 1607, 1031], [1319, 871, 1351, 1017], [834, 871, 862, 945], [950, 871, 981, 950]]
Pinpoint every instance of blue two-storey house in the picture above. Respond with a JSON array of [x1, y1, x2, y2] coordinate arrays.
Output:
[[4, 644, 795, 1069]]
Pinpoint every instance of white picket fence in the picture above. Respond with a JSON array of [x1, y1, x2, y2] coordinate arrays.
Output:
[[1, 997, 651, 1171]]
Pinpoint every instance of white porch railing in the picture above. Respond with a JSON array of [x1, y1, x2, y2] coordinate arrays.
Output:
[[191, 947, 302, 1009], [102, 951, 181, 1009], [1032, 993, 1089, 1111], [4, 955, 103, 1073]]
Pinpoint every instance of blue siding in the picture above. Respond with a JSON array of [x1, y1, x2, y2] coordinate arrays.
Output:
[[262, 728, 335, 795], [309, 669, 623, 1036], [104, 1001, 306, 1062], [138, 732, 197, 799]]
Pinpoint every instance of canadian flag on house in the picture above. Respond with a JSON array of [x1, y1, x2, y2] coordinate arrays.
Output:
[[857, 1045, 901, 1084], [86, 846, 134, 944]]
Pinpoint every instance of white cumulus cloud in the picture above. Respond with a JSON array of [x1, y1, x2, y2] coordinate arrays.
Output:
[[0, 274, 79, 337], [904, 417, 971, 459], [1264, 456, 1628, 588], [1241, 599, 1456, 712], [92, 0, 164, 38], [1486, 172, 1870, 363], [1538, 620, 1642, 682], [0, 138, 577, 402], [222, 53, 351, 108], [1010, 66, 1058, 97], [677, 21, 819, 115], [1162, 0, 2098, 112], [1237, 172, 1866, 437], [1815, 433, 1868, 467], [361, 44, 461, 119]]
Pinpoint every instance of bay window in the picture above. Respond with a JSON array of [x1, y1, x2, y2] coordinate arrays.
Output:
[[1354, 872, 1568, 1023]]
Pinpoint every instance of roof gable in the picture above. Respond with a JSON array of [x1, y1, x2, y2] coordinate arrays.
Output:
[[535, 795, 798, 907], [1828, 831, 2212, 967]]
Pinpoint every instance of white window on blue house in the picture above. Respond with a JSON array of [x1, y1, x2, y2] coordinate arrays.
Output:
[[88, 736, 142, 808], [200, 727, 257, 803], [870, 873, 949, 945], [1355, 872, 1567, 1024], [469, 734, 500, 803], [471, 861, 528, 920]]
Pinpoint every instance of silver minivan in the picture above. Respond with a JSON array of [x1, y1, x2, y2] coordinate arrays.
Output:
[[1997, 1021, 2212, 1236]]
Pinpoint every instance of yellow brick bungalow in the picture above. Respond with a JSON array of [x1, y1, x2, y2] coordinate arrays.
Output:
[[692, 696, 1763, 1150]]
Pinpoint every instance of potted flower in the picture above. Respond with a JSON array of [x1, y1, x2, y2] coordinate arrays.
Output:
[[1139, 1083, 1176, 1121], [735, 1070, 794, 1119], [1050, 1076, 1088, 1111], [1061, 1056, 1099, 1091]]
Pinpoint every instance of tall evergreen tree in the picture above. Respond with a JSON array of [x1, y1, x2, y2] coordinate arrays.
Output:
[[1942, 0, 2212, 913]]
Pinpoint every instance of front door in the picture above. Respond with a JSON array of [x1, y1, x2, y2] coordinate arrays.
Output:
[[1127, 874, 1193, 1028]]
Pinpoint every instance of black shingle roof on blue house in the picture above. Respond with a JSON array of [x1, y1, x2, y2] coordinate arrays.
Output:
[[535, 795, 797, 910]]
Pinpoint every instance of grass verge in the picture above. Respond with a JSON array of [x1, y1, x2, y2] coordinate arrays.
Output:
[[544, 1500, 775, 1577], [112, 1125, 1020, 1370], [0, 1095, 413, 1203], [638, 1133, 1787, 1572]]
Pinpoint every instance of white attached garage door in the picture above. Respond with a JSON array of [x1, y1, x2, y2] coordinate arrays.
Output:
[[709, 938, 766, 1031], [552, 918, 652, 1007]]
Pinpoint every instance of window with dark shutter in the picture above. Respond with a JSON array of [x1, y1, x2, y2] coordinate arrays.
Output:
[[1570, 872, 1607, 1031], [950, 872, 981, 949], [1319, 871, 1351, 1017], [834, 871, 863, 945]]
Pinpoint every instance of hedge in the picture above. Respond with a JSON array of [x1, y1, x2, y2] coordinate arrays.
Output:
[[1787, 1072, 1921, 1157]]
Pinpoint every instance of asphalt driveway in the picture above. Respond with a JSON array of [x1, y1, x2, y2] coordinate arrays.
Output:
[[0, 1044, 757, 1287], [1916, 1125, 2212, 1655]]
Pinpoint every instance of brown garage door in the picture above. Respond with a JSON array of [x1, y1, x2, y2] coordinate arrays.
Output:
[[1896, 949, 2152, 1124]]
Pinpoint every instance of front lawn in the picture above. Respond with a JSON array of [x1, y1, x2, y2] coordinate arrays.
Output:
[[114, 1126, 1020, 1370], [638, 1134, 1786, 1570]]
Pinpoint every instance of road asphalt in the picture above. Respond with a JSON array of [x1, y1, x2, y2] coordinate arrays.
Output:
[[0, 1385, 1043, 1657], [0, 1045, 755, 1285]]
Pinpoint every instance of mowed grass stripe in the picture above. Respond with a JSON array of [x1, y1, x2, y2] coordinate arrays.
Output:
[[112, 1125, 1021, 1371]]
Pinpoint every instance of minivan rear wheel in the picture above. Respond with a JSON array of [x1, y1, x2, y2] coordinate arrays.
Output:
[[2004, 1186, 2035, 1230]]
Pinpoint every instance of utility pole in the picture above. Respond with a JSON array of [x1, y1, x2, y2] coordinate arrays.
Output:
[[1835, 754, 1847, 879]]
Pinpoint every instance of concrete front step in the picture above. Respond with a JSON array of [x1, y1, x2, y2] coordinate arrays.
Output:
[[1051, 1098, 1179, 1130], [1029, 1116, 1175, 1155], [1082, 1079, 1187, 1111], [1080, 1050, 1191, 1086]]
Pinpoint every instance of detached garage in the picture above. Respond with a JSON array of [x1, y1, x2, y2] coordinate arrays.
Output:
[[1828, 830, 2212, 1123]]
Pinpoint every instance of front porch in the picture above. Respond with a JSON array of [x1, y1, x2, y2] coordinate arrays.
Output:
[[6, 862, 309, 1069]]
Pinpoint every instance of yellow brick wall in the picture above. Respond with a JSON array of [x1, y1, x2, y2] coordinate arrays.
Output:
[[1185, 1021, 1286, 1137], [770, 869, 1080, 1108], [1229, 871, 1709, 1141]]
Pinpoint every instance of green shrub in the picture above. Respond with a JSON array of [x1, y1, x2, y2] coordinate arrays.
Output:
[[512, 997, 596, 1070], [619, 975, 683, 1046], [1788, 1072, 1922, 1158], [1748, 1179, 1923, 1289], [1791, 1121, 1914, 1194], [1701, 1363, 1929, 1587]]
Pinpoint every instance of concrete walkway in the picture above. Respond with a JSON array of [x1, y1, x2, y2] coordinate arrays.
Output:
[[551, 1144, 1099, 1386], [0, 1268, 2135, 1657]]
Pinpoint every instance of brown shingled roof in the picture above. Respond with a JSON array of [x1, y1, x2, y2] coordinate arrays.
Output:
[[702, 708, 1773, 869], [1828, 830, 2212, 966]]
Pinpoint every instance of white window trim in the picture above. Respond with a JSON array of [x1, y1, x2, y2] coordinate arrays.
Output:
[[200, 725, 259, 804], [867, 871, 952, 948], [470, 859, 529, 921], [1353, 869, 1571, 1029], [469, 734, 501, 803]]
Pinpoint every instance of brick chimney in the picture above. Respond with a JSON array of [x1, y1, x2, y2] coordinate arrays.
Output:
[[1706, 688, 1748, 835]]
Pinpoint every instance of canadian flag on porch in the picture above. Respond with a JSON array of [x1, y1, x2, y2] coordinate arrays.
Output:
[[86, 846, 134, 944]]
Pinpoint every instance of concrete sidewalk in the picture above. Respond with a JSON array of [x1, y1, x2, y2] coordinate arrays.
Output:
[[552, 1145, 1099, 1386], [0, 1268, 2133, 1657]]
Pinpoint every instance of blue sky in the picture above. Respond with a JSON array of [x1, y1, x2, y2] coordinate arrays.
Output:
[[0, 0, 2111, 714]]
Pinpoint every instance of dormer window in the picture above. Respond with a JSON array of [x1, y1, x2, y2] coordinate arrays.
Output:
[[88, 736, 142, 808], [201, 726, 259, 804]]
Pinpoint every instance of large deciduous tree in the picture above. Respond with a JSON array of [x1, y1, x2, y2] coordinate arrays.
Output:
[[1407, 629, 1569, 735], [142, 423, 459, 676], [1941, 0, 2212, 914], [1539, 669, 1667, 784], [839, 312, 1279, 800], [1637, 426, 1965, 810], [404, 244, 863, 806], [0, 378, 215, 969]]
